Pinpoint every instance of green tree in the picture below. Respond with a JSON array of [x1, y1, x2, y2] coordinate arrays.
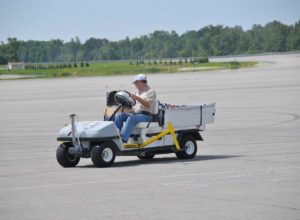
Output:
[[263, 21, 290, 52], [7, 37, 20, 62], [287, 21, 300, 50]]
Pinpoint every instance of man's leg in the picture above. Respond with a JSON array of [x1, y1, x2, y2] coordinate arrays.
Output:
[[114, 112, 130, 131], [121, 113, 152, 142]]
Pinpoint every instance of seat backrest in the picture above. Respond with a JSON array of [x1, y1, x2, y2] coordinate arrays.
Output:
[[153, 100, 165, 126], [157, 108, 165, 126], [153, 99, 159, 115]]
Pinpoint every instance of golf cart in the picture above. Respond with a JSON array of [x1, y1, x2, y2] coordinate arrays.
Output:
[[56, 90, 216, 167]]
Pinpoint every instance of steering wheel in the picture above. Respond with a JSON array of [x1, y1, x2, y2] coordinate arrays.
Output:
[[114, 90, 136, 108]]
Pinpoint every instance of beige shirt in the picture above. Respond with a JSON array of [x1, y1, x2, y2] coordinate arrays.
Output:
[[133, 85, 156, 114]]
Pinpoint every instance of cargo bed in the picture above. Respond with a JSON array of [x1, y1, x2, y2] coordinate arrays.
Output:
[[164, 103, 216, 131]]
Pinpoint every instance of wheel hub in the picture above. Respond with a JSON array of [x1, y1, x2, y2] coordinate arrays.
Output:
[[185, 141, 195, 155], [102, 148, 113, 162]]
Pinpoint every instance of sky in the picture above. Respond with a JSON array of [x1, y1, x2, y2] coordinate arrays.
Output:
[[0, 0, 299, 43]]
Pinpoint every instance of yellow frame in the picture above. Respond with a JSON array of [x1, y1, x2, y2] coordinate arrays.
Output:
[[123, 122, 180, 151]]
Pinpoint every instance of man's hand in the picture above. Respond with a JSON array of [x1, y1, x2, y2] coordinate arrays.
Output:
[[130, 94, 139, 101], [130, 93, 150, 108]]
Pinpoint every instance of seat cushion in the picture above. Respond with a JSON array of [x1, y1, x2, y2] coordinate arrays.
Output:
[[135, 122, 160, 128]]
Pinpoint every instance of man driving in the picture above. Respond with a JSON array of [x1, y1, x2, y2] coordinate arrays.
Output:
[[114, 74, 156, 143]]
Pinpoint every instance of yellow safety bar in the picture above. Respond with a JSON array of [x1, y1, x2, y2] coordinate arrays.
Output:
[[123, 122, 180, 151]]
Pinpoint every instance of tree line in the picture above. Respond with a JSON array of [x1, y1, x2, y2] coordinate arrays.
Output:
[[0, 20, 299, 64]]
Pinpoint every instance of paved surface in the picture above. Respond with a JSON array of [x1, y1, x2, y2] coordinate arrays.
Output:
[[0, 53, 299, 220]]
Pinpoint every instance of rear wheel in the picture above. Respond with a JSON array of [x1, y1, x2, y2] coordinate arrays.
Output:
[[56, 142, 80, 167], [137, 153, 155, 160], [91, 143, 116, 167], [175, 135, 197, 159]]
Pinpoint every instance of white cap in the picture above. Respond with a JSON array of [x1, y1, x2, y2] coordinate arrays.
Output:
[[133, 74, 147, 83]]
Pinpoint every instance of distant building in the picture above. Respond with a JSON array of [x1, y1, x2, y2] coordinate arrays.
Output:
[[7, 62, 25, 70]]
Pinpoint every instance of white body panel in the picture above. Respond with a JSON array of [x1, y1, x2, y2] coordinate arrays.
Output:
[[128, 103, 216, 147], [57, 103, 215, 152], [164, 103, 215, 131]]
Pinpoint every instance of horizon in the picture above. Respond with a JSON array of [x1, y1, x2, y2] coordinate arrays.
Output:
[[1, 19, 299, 44], [1, 0, 300, 43]]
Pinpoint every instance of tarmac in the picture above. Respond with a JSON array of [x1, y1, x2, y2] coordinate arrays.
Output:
[[0, 53, 299, 220]]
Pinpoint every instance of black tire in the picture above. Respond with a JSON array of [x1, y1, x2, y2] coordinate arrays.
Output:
[[91, 143, 116, 167], [56, 143, 80, 167], [137, 153, 155, 160], [175, 135, 197, 159]]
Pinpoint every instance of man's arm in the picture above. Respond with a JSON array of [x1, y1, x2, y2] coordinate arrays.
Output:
[[130, 94, 150, 108]]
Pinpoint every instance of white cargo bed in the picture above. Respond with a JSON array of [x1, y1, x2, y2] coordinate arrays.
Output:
[[164, 102, 215, 131]]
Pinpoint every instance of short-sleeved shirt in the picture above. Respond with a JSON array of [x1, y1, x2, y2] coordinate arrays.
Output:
[[133, 85, 156, 114]]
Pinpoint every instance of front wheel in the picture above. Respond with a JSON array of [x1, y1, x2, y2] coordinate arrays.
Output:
[[175, 135, 197, 159], [91, 143, 116, 167], [56, 142, 80, 167]]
